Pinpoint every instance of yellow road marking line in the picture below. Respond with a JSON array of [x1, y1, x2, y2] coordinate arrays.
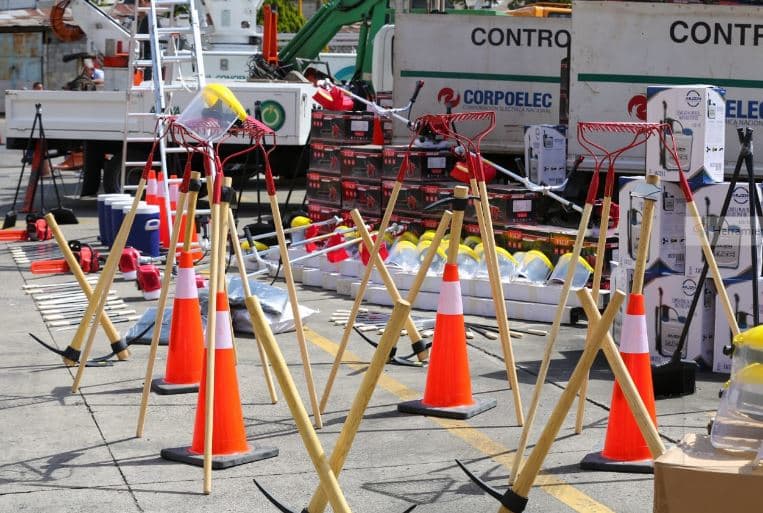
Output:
[[304, 327, 614, 513]]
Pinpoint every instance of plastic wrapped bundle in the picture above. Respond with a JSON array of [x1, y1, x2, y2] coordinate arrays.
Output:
[[549, 253, 594, 289], [516, 250, 553, 284]]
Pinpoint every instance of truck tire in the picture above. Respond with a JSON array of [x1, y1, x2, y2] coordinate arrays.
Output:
[[102, 154, 122, 194]]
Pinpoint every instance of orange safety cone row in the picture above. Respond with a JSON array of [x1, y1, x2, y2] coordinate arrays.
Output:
[[151, 251, 205, 395], [161, 292, 278, 468], [169, 174, 179, 211], [580, 293, 658, 473], [156, 172, 170, 249]]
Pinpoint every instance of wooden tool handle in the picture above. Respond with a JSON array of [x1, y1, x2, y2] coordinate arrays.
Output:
[[512, 290, 626, 498], [183, 171, 201, 252], [246, 296, 350, 513], [308, 300, 411, 513], [631, 175, 660, 295]]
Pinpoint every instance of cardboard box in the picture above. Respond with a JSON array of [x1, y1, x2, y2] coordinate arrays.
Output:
[[523, 124, 567, 186], [306, 171, 342, 207], [712, 278, 763, 373], [340, 145, 383, 179], [309, 142, 342, 175], [646, 85, 725, 184], [654, 434, 763, 513], [382, 180, 427, 215], [643, 272, 715, 366], [307, 201, 340, 224], [685, 182, 763, 279], [381, 146, 454, 182], [617, 176, 686, 274], [342, 178, 382, 218]]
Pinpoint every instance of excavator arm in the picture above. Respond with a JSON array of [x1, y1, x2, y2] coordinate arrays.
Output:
[[278, 0, 390, 80]]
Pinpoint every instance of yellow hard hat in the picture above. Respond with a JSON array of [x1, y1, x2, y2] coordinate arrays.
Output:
[[733, 325, 763, 351], [399, 231, 419, 245], [419, 230, 436, 242], [290, 216, 311, 229], [202, 83, 247, 121], [463, 235, 482, 249]]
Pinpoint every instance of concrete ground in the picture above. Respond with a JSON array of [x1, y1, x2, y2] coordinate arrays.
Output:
[[0, 136, 724, 513]]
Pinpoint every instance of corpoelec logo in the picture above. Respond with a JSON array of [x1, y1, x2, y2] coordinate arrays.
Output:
[[260, 100, 286, 131]]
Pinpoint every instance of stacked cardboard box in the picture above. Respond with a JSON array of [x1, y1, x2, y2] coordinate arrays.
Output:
[[612, 85, 763, 371]]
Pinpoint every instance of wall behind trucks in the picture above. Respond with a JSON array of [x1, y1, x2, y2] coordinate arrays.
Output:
[[392, 12, 569, 153], [569, 1, 763, 175]]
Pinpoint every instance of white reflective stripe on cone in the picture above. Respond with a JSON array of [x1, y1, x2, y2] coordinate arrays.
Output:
[[619, 312, 649, 354], [214, 311, 234, 349], [437, 280, 463, 316], [175, 267, 198, 299]]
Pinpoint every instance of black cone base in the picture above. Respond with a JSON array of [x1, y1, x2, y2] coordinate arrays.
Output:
[[151, 377, 199, 395], [580, 451, 654, 474], [398, 397, 497, 420], [161, 445, 278, 470]]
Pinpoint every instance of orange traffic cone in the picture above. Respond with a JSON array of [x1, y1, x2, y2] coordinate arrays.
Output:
[[398, 263, 497, 419], [156, 172, 170, 249], [372, 114, 385, 145], [169, 174, 179, 211], [161, 292, 278, 468], [151, 251, 205, 395], [580, 293, 658, 473], [145, 170, 158, 206]]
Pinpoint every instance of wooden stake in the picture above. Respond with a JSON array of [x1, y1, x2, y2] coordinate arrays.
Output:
[[135, 172, 194, 438], [508, 289, 626, 509], [576, 176, 659, 434], [267, 192, 322, 429], [350, 209, 426, 349], [228, 207, 278, 404], [306, 300, 411, 513], [470, 177, 524, 425], [320, 180, 403, 414], [71, 179, 145, 390], [246, 296, 352, 513]]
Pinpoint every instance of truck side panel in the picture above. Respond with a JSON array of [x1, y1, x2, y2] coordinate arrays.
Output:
[[570, 0, 763, 173], [393, 12, 570, 153]]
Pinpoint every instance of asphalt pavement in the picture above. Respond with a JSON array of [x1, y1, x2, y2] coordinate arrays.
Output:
[[0, 134, 724, 513]]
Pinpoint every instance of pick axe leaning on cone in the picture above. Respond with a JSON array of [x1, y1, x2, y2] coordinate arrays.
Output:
[[31, 214, 126, 365], [459, 288, 666, 513], [70, 148, 162, 391]]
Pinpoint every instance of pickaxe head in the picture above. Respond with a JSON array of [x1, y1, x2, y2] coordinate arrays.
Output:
[[456, 459, 528, 513], [254, 479, 418, 513]]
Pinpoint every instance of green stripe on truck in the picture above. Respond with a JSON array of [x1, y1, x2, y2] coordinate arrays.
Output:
[[578, 73, 763, 89], [400, 70, 560, 84]]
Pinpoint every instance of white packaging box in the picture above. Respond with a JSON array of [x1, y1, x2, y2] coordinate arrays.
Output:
[[712, 279, 763, 374], [617, 177, 686, 273], [643, 273, 715, 367], [523, 125, 567, 186], [684, 183, 763, 279], [646, 85, 725, 183]]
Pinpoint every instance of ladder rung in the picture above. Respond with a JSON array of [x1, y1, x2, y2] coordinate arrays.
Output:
[[137, 6, 171, 12], [126, 137, 157, 143], [157, 26, 194, 35], [161, 54, 195, 63], [164, 147, 189, 154], [125, 161, 161, 167], [134, 60, 154, 67], [127, 112, 159, 118], [134, 34, 150, 41], [163, 84, 196, 92], [155, 0, 190, 5]]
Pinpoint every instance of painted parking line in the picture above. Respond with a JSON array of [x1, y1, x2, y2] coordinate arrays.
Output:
[[305, 328, 614, 513]]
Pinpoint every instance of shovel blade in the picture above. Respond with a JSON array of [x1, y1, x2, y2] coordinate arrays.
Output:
[[2, 211, 17, 229]]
